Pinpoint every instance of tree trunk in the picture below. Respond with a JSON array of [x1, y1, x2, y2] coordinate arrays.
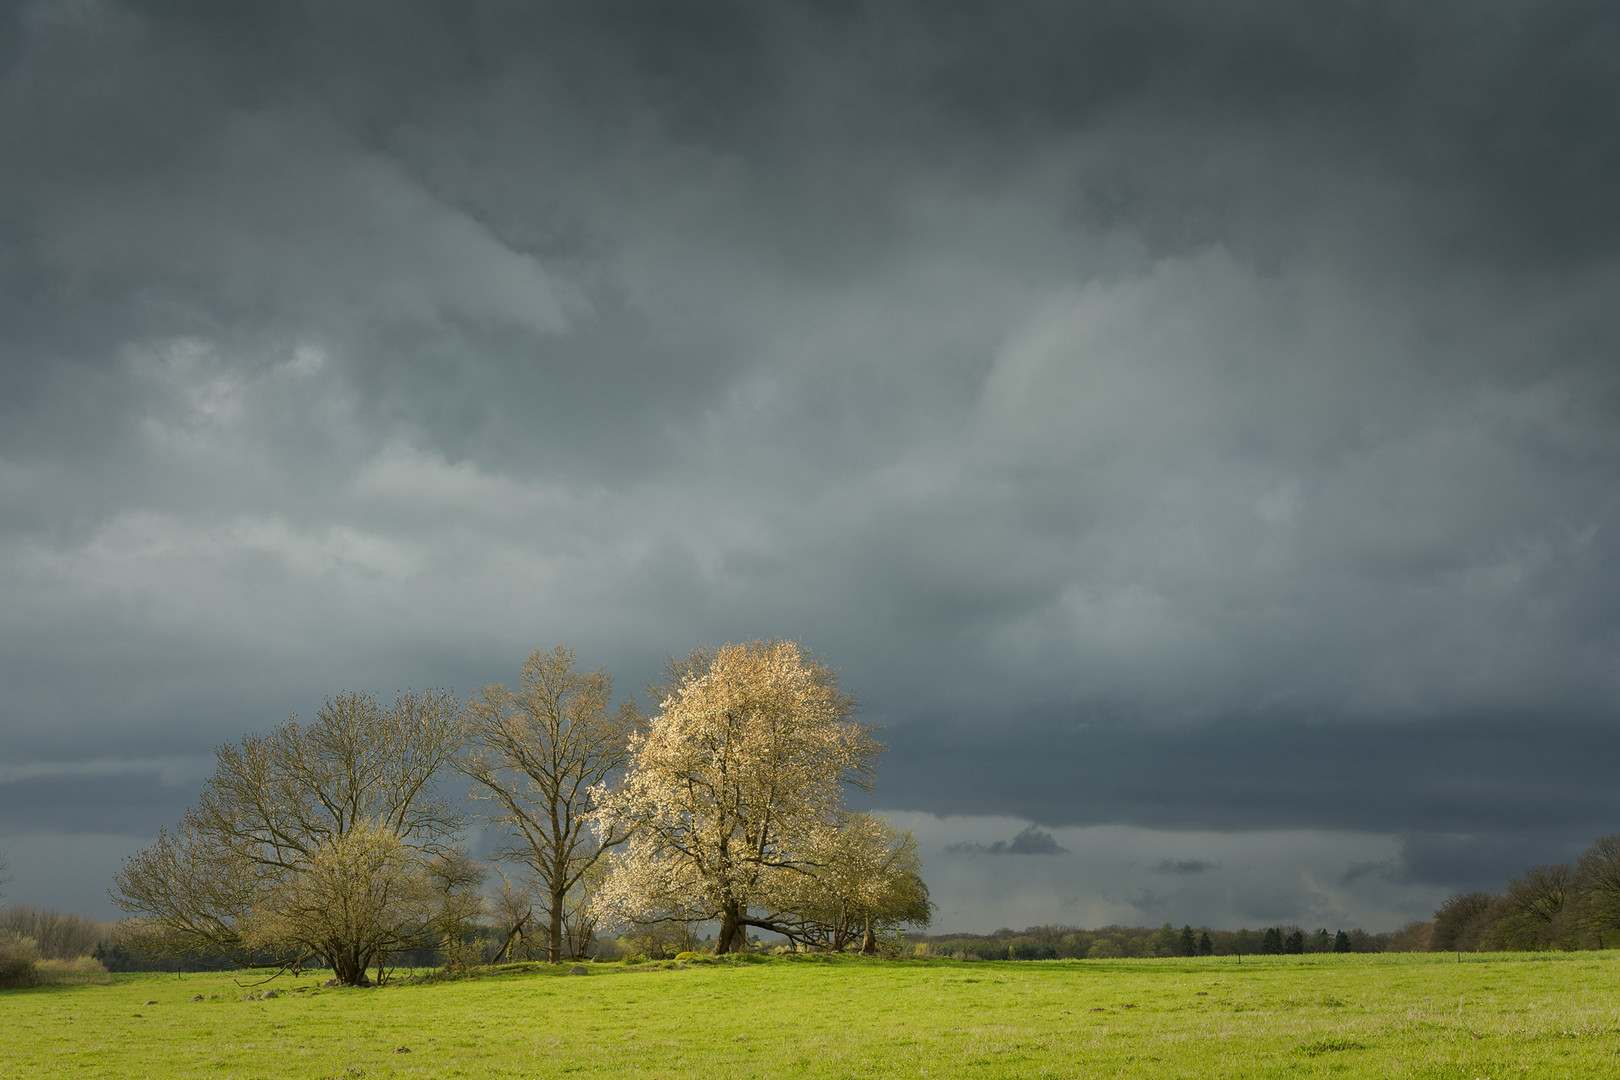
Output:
[[330, 946, 371, 987], [549, 886, 566, 963], [714, 902, 743, 954], [859, 920, 876, 956], [495, 913, 528, 963]]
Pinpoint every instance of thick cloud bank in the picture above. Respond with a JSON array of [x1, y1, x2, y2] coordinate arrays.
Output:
[[2, 0, 1618, 925]]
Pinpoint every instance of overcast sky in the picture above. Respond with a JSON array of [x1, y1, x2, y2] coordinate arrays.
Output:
[[3, 0, 1619, 932]]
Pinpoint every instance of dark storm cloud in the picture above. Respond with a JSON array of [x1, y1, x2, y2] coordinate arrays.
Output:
[[0, 772, 192, 836], [1154, 860, 1216, 875], [1391, 832, 1586, 893], [884, 712, 1620, 838], [946, 826, 1070, 856], [3, 0, 1619, 924]]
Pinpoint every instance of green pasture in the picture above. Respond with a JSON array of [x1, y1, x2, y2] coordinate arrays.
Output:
[[3, 952, 1618, 1078]]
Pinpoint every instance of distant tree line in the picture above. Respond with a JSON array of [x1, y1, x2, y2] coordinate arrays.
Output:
[[911, 922, 1393, 960], [1423, 834, 1620, 953], [909, 831, 1620, 962]]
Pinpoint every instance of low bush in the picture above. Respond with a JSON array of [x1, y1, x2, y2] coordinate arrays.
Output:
[[0, 906, 112, 961], [0, 932, 39, 989], [36, 956, 111, 985]]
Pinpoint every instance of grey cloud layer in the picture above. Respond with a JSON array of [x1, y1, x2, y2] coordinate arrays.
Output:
[[945, 827, 1071, 857], [2, 0, 1618, 924]]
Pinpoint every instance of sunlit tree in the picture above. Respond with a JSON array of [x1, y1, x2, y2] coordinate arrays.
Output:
[[113, 690, 468, 985], [591, 640, 884, 953], [773, 813, 932, 953]]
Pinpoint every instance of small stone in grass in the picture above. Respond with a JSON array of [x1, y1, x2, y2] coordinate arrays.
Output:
[[392, 1046, 412, 1054], [189, 995, 204, 1002], [143, 1000, 157, 1005], [569, 965, 590, 975]]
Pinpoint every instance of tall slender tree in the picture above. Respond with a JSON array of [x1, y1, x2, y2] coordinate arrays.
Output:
[[460, 646, 641, 962]]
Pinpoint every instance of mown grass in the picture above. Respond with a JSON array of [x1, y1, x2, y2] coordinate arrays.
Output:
[[3, 951, 1619, 1078]]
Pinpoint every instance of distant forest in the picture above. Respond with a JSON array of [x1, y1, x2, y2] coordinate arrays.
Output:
[[911, 923, 1411, 960], [916, 831, 1620, 961]]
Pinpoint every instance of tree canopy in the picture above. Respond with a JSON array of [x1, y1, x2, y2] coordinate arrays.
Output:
[[460, 645, 641, 962], [112, 690, 474, 985], [590, 640, 902, 953]]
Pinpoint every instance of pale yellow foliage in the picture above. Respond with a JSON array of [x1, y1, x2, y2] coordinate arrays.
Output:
[[244, 822, 432, 963], [113, 689, 472, 984], [773, 813, 931, 951], [592, 640, 884, 951]]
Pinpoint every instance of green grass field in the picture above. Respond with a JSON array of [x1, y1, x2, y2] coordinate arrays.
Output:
[[3, 952, 1618, 1079]]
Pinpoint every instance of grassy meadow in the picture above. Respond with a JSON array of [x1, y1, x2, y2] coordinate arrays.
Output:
[[3, 952, 1618, 1079]]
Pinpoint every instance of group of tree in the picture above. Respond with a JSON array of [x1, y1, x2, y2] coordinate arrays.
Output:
[[111, 640, 933, 985], [912, 922, 1387, 961], [1, 906, 114, 961], [1425, 834, 1620, 952], [113, 688, 478, 986]]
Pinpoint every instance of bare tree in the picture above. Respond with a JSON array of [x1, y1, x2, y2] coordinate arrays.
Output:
[[1485, 863, 1576, 950], [1431, 892, 1500, 952], [1576, 833, 1620, 947], [461, 646, 640, 963], [592, 640, 885, 954], [113, 690, 468, 985], [562, 856, 610, 958], [0, 907, 112, 960], [489, 871, 535, 963]]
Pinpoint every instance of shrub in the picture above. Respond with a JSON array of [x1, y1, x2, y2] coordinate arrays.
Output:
[[0, 932, 39, 989], [0, 906, 112, 960], [36, 955, 109, 983], [617, 922, 700, 960]]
